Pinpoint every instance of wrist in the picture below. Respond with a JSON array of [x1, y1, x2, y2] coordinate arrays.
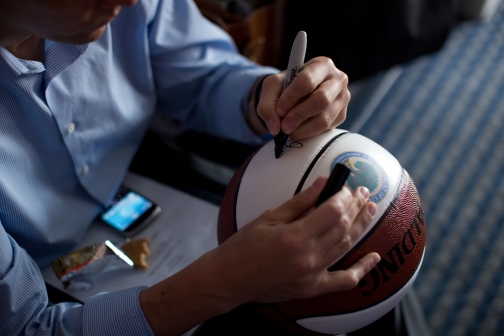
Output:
[[247, 75, 271, 135], [139, 249, 241, 335], [197, 248, 250, 309]]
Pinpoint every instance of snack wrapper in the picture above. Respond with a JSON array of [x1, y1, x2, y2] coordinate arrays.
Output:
[[51, 240, 134, 291]]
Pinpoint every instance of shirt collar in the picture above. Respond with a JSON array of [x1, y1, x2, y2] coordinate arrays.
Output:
[[0, 47, 28, 82], [0, 42, 89, 83], [44, 42, 89, 85]]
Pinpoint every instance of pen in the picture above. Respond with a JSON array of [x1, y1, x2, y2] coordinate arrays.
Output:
[[315, 163, 351, 208], [274, 31, 307, 159]]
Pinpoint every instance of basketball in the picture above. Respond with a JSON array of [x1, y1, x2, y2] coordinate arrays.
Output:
[[218, 128, 426, 335]]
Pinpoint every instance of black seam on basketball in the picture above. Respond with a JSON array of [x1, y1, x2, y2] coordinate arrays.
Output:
[[253, 302, 296, 328], [286, 250, 425, 322], [327, 169, 407, 272], [294, 132, 348, 195], [269, 303, 293, 323], [281, 320, 320, 335]]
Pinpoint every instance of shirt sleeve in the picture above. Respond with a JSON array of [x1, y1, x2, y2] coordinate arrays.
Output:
[[147, 0, 277, 144], [0, 222, 155, 336]]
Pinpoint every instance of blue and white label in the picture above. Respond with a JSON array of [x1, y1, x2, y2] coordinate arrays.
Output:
[[331, 152, 388, 203]]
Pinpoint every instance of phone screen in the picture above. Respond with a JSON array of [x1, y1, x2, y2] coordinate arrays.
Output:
[[101, 191, 154, 232]]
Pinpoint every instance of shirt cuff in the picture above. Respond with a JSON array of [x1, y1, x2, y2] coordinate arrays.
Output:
[[83, 286, 154, 336]]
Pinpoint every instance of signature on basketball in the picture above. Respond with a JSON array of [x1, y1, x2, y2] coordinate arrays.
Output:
[[285, 140, 303, 149]]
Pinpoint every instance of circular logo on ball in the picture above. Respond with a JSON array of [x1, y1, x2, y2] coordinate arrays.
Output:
[[331, 152, 388, 203]]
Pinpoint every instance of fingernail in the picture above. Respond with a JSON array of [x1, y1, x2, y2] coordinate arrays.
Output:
[[372, 253, 381, 265], [367, 203, 377, 217], [282, 121, 295, 134], [359, 187, 370, 200], [265, 120, 277, 134]]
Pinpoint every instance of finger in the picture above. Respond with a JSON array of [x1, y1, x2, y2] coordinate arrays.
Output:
[[286, 82, 350, 139], [315, 187, 370, 253], [279, 79, 340, 136], [276, 58, 334, 119], [260, 175, 327, 224], [330, 105, 348, 129], [256, 73, 285, 135], [320, 252, 381, 293], [295, 186, 354, 237], [320, 201, 377, 267]]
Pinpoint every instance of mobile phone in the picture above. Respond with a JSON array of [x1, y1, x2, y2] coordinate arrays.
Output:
[[98, 185, 161, 236]]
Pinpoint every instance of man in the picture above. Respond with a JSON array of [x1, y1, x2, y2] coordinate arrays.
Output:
[[0, 0, 380, 335]]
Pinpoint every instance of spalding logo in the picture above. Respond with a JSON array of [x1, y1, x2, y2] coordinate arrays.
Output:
[[331, 152, 388, 203]]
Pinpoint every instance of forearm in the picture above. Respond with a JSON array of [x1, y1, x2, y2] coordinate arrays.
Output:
[[139, 250, 241, 336]]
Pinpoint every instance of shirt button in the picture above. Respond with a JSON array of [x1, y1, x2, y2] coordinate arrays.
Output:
[[67, 123, 75, 133], [82, 164, 89, 175]]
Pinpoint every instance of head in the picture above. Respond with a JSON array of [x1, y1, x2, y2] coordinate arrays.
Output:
[[0, 0, 137, 47]]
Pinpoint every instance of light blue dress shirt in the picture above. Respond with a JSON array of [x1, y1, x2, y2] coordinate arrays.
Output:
[[0, 0, 275, 334]]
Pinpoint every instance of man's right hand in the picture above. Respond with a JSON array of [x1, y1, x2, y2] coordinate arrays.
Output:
[[140, 176, 379, 336]]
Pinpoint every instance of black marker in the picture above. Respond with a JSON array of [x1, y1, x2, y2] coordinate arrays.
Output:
[[275, 31, 307, 159], [315, 163, 351, 208]]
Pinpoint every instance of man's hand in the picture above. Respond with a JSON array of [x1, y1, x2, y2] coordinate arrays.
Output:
[[139, 176, 378, 336], [207, 175, 379, 305], [250, 57, 350, 139]]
